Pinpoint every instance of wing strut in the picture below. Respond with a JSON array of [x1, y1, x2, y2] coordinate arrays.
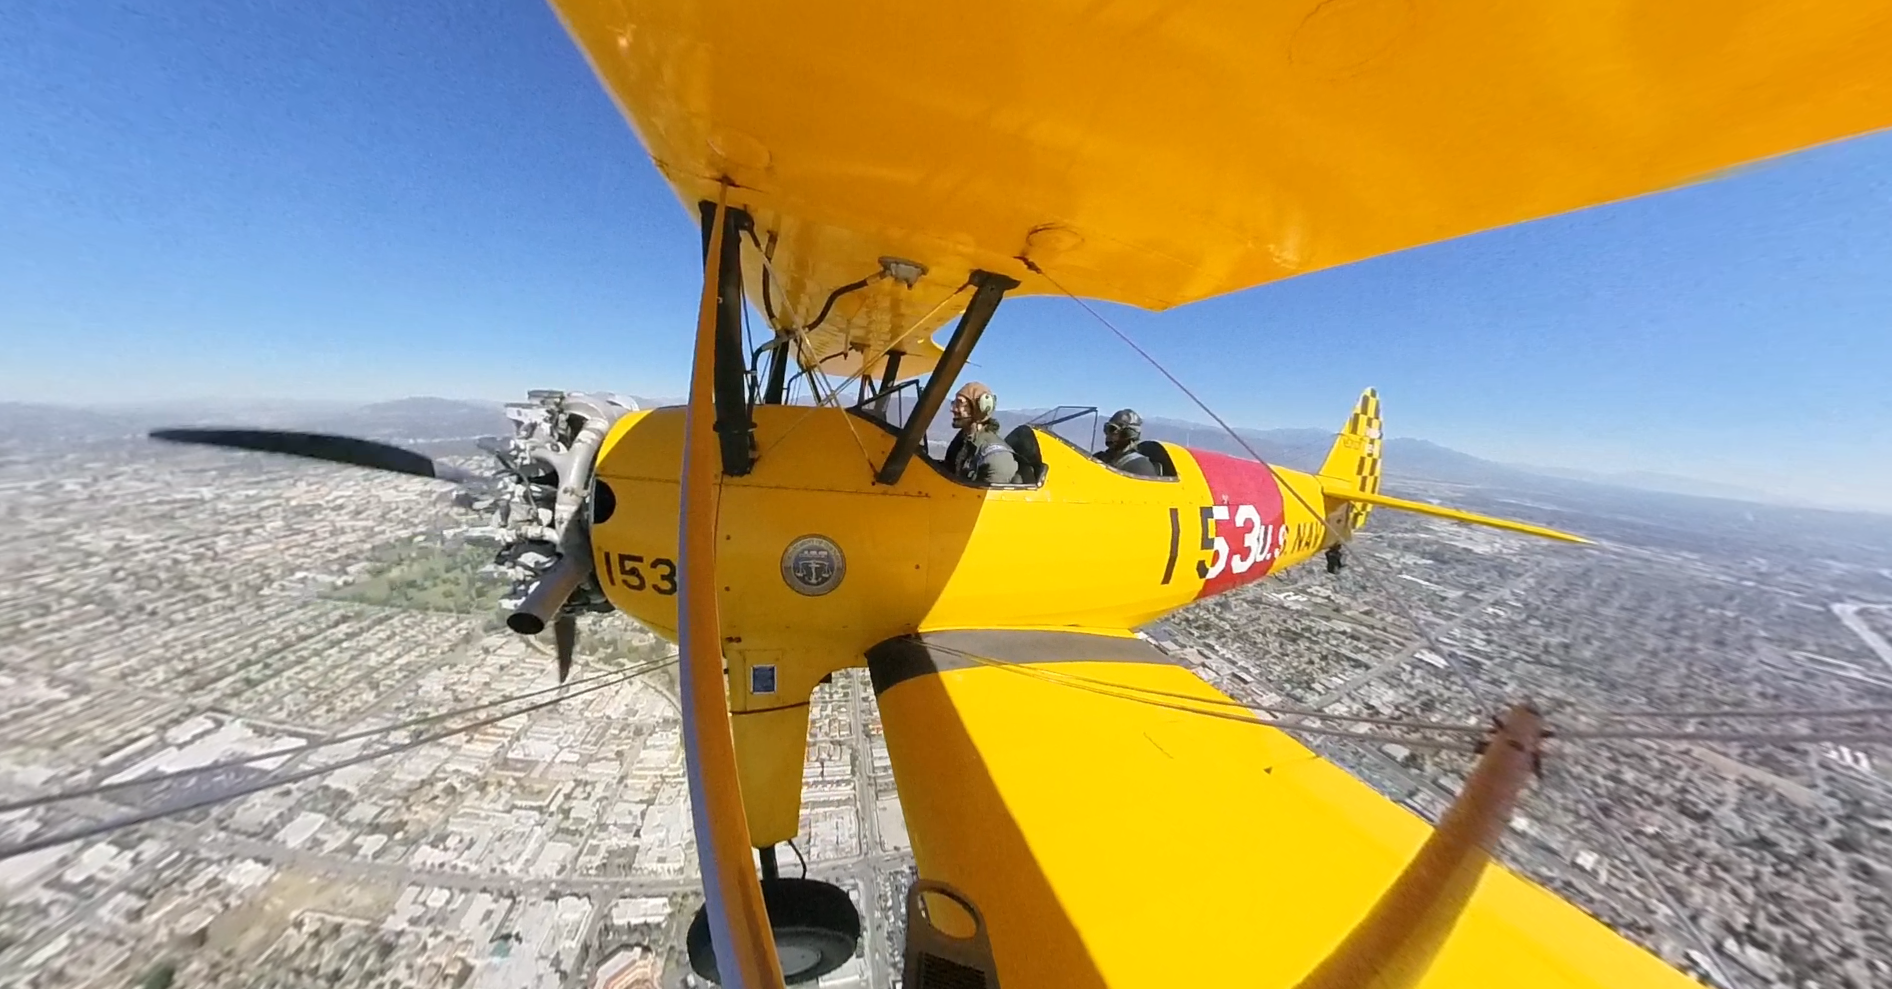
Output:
[[698, 201, 756, 477], [1293, 703, 1546, 989], [876, 269, 1017, 485], [681, 191, 785, 989]]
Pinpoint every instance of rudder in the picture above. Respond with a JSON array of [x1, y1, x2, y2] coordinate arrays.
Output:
[[1319, 388, 1383, 530]]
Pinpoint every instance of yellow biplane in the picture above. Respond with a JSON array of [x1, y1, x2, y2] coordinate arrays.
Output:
[[153, 2, 1892, 986]]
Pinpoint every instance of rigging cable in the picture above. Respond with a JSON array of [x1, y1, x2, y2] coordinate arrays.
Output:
[[923, 643, 1480, 753], [1333, 567, 1892, 749], [0, 659, 674, 864], [743, 242, 837, 407], [1541, 764, 1749, 989], [924, 641, 1488, 735], [809, 285, 967, 409], [924, 643, 1892, 751], [1350, 556, 1892, 733], [1342, 549, 1892, 734], [1344, 550, 1808, 983], [0, 662, 662, 815], [834, 392, 883, 478], [1020, 258, 1333, 530], [756, 283, 970, 465], [1349, 553, 1514, 713]]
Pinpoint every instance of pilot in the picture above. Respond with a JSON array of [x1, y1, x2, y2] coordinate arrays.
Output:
[[945, 381, 1019, 485], [1095, 409, 1158, 476]]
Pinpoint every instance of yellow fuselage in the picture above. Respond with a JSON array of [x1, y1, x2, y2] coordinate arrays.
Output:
[[590, 404, 1333, 842]]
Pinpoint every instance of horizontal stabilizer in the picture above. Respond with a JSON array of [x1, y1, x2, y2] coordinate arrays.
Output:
[[1320, 485, 1589, 545]]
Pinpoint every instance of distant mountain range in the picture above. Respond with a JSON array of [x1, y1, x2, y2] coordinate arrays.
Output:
[[1509, 465, 1771, 503], [931, 408, 1780, 505], [0, 395, 1794, 510]]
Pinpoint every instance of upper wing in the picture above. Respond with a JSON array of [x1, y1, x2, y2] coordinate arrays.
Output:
[[866, 628, 1696, 989], [550, 0, 1892, 361]]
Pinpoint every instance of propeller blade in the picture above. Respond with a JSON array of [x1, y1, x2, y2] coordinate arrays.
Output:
[[554, 615, 577, 684], [149, 428, 480, 484]]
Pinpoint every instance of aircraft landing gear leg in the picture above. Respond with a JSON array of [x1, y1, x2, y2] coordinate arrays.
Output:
[[1326, 544, 1347, 574], [687, 844, 862, 986]]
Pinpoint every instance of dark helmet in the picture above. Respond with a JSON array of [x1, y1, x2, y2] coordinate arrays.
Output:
[[1103, 408, 1142, 443]]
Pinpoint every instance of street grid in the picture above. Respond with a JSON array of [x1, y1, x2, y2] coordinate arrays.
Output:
[[2, 439, 1890, 988]]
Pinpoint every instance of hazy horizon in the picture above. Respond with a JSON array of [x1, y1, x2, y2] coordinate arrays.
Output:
[[9, 389, 1888, 517]]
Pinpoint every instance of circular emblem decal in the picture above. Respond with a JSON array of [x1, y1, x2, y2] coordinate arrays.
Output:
[[781, 535, 846, 596]]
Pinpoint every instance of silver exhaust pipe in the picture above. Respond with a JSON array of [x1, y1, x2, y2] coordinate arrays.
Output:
[[507, 524, 593, 636], [499, 393, 626, 640]]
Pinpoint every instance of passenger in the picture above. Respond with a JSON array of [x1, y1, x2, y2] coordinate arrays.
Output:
[[944, 382, 1020, 485], [1095, 409, 1158, 476]]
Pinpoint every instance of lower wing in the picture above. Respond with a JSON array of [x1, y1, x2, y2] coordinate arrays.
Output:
[[866, 628, 1693, 988]]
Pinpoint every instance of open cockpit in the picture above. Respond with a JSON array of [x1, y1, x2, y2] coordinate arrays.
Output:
[[845, 395, 1179, 490]]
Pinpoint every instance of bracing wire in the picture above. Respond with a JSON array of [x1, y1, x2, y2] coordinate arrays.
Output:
[[0, 661, 662, 815], [1351, 554, 1892, 736], [925, 640, 1892, 754], [834, 401, 883, 478], [1538, 763, 1749, 989], [1350, 555, 1510, 711], [1021, 258, 1333, 528], [798, 283, 968, 412], [0, 659, 675, 863], [1345, 551, 1892, 737], [1307, 463, 1892, 737], [925, 641, 1487, 735], [923, 643, 1480, 753], [1301, 579, 1892, 747], [1009, 668, 1477, 751], [755, 283, 971, 465], [744, 232, 846, 410]]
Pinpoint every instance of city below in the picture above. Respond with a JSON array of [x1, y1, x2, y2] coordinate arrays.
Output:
[[2, 404, 1891, 989]]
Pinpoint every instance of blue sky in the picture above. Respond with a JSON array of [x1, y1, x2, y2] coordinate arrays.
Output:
[[5, 3, 1891, 511]]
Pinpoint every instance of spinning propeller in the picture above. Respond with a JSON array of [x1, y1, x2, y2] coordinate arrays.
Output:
[[149, 394, 633, 683], [150, 428, 487, 484]]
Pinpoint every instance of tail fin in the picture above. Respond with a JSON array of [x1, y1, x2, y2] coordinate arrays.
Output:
[[1319, 388, 1383, 530]]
